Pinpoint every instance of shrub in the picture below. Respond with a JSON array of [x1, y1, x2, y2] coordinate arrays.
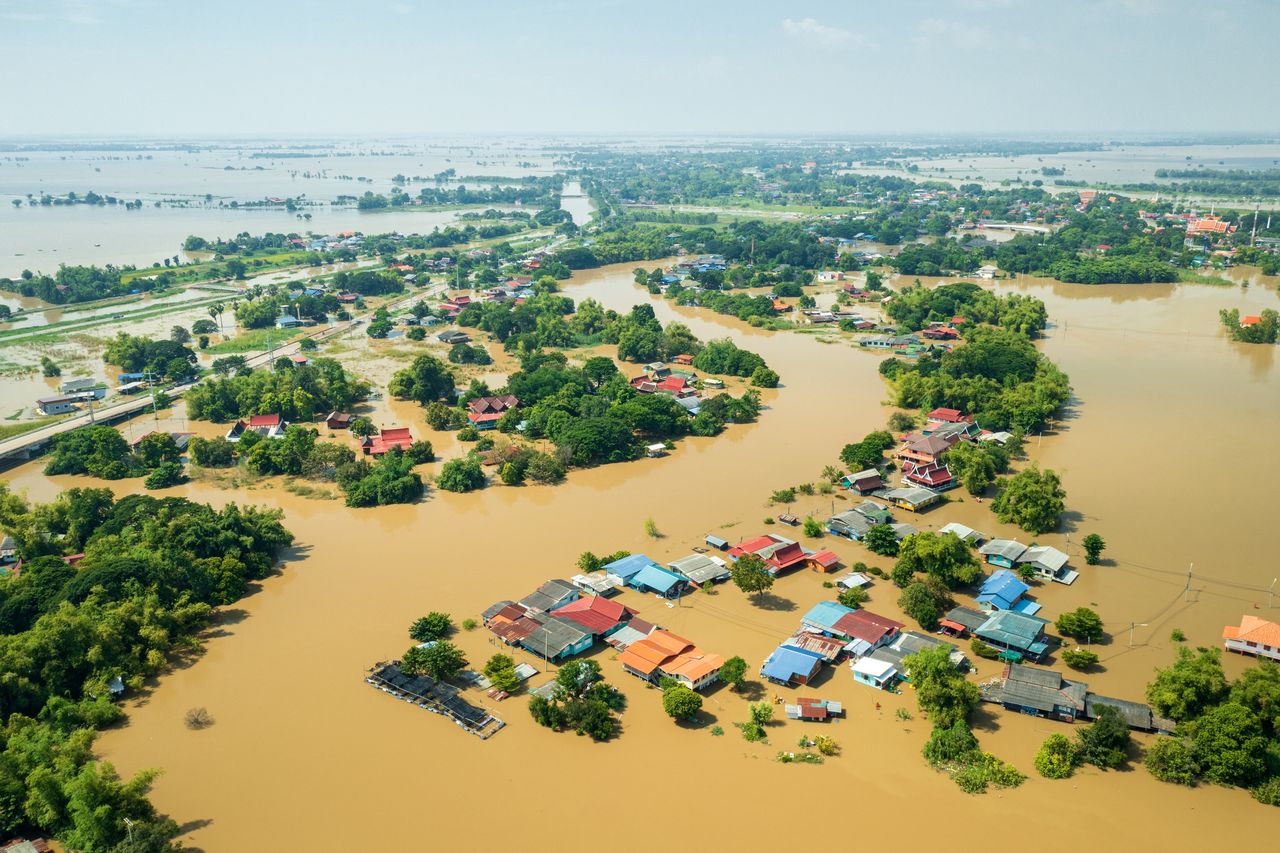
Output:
[[1062, 648, 1099, 670], [409, 612, 453, 642], [1250, 776, 1280, 806], [802, 516, 823, 537], [837, 586, 869, 608], [1145, 737, 1199, 786], [970, 638, 999, 660], [437, 457, 485, 492], [1034, 733, 1079, 779], [769, 487, 796, 504], [144, 462, 186, 490]]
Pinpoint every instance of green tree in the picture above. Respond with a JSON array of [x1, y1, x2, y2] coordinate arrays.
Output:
[[1034, 733, 1079, 779], [402, 639, 467, 682], [898, 581, 948, 631], [483, 653, 521, 694], [750, 366, 780, 388], [730, 554, 774, 597], [802, 516, 823, 538], [1062, 648, 1099, 670], [661, 684, 703, 720], [1082, 533, 1106, 565], [991, 466, 1065, 534], [837, 585, 869, 608], [922, 719, 979, 767], [719, 656, 748, 691], [1144, 736, 1199, 786], [1188, 702, 1269, 787], [1056, 607, 1104, 641], [349, 416, 376, 437], [436, 457, 485, 492], [864, 524, 900, 557], [389, 354, 455, 405], [894, 532, 980, 588], [1146, 647, 1229, 722], [1228, 660, 1280, 735], [904, 644, 979, 729], [143, 462, 186, 490], [1076, 704, 1131, 769], [409, 611, 453, 642]]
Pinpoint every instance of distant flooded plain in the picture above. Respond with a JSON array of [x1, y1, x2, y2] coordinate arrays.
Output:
[[4, 263, 1280, 850]]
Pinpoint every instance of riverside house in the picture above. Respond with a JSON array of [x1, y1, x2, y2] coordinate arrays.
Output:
[[618, 630, 724, 690], [976, 570, 1041, 615], [1223, 615, 1280, 662], [226, 414, 288, 441]]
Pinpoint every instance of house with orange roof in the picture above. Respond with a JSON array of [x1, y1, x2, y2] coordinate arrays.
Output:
[[618, 629, 724, 690], [1223, 614, 1280, 662], [1241, 315, 1263, 327], [361, 427, 413, 456]]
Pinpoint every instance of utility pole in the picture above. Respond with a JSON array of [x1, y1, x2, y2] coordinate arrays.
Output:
[[1269, 577, 1277, 609], [1129, 622, 1149, 648], [1184, 564, 1193, 602]]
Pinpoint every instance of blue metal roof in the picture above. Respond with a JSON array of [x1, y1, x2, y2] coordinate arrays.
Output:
[[761, 644, 825, 683], [604, 553, 659, 581], [976, 570, 1029, 610], [629, 564, 684, 594], [802, 601, 856, 632]]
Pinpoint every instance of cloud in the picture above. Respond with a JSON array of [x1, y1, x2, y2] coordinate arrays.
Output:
[[781, 17, 857, 47], [914, 18, 992, 49]]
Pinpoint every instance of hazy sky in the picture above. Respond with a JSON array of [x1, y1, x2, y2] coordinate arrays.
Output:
[[2, 0, 1276, 137]]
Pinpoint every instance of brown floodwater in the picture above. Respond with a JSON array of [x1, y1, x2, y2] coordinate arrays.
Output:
[[4, 263, 1280, 850]]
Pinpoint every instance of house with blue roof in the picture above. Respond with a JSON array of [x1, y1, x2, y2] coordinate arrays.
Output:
[[760, 644, 825, 686], [604, 554, 661, 585], [976, 569, 1041, 616], [628, 565, 688, 599], [802, 601, 857, 635]]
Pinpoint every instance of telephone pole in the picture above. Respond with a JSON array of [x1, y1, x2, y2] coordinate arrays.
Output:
[[1269, 578, 1277, 609], [1129, 622, 1149, 647], [1184, 564, 1193, 602]]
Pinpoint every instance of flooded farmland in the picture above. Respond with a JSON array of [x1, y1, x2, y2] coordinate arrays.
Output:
[[2, 262, 1276, 849]]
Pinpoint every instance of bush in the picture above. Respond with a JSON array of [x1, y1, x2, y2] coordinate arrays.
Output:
[[750, 366, 780, 388], [802, 516, 823, 538], [1250, 776, 1280, 806], [770, 487, 796, 504], [144, 462, 186, 490], [837, 586, 869, 608], [661, 684, 703, 720], [1034, 733, 1079, 779], [1062, 648, 1099, 670], [864, 524, 900, 557], [1145, 737, 1199, 786], [923, 721, 978, 767], [437, 457, 486, 492], [970, 638, 999, 660], [457, 426, 481, 442], [409, 612, 453, 642], [406, 326, 426, 341]]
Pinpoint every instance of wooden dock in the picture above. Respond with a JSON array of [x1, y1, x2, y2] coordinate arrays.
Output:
[[365, 662, 505, 739]]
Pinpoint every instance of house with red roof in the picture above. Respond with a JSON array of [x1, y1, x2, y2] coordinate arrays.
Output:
[[1241, 315, 1263, 327], [551, 596, 636, 639], [903, 460, 956, 491], [926, 407, 968, 423], [922, 325, 960, 341], [361, 427, 413, 456], [467, 395, 519, 429], [832, 609, 905, 656], [226, 413, 288, 442], [727, 534, 836, 576], [897, 433, 958, 466]]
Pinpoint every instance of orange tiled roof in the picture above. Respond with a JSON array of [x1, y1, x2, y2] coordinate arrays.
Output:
[[663, 652, 725, 682], [1224, 615, 1280, 646]]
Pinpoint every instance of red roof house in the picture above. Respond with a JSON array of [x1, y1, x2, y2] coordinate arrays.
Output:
[[466, 395, 519, 428], [552, 596, 636, 637], [362, 427, 414, 456], [903, 460, 956, 490], [926, 407, 967, 423], [1241, 315, 1262, 327]]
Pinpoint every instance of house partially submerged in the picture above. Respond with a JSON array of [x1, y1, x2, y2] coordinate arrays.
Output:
[[940, 606, 988, 638], [903, 460, 956, 491], [939, 522, 986, 545], [519, 616, 594, 662], [668, 553, 731, 586], [362, 426, 413, 456], [551, 595, 636, 639], [618, 630, 723, 690], [981, 663, 1086, 722], [840, 469, 883, 494], [325, 411, 355, 430], [517, 579, 579, 614], [226, 413, 288, 441], [628, 564, 688, 598], [876, 487, 941, 512], [761, 644, 826, 686], [570, 572, 621, 597], [603, 553, 662, 587], [974, 610, 1050, 662], [1223, 614, 1280, 662], [976, 569, 1041, 615], [785, 697, 845, 721], [979, 538, 1028, 569], [851, 655, 901, 690], [466, 395, 519, 429], [1020, 545, 1077, 585]]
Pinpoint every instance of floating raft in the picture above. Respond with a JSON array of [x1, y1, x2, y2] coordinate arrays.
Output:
[[366, 661, 505, 739]]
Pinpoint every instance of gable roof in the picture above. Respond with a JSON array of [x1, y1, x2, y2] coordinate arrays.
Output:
[[1020, 545, 1068, 573], [551, 596, 634, 634], [976, 610, 1049, 650], [248, 413, 283, 427], [1223, 614, 1280, 647], [618, 629, 695, 675], [977, 569, 1030, 608], [835, 608, 905, 645], [520, 615, 592, 657], [604, 553, 660, 581], [980, 539, 1028, 561], [761, 644, 825, 683], [630, 564, 685, 594], [803, 601, 857, 632]]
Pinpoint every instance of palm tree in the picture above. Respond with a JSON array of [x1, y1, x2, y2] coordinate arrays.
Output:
[[209, 303, 225, 333]]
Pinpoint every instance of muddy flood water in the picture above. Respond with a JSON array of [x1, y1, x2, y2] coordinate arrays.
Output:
[[5, 263, 1280, 850]]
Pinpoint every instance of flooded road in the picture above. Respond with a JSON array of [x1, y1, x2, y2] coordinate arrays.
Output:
[[5, 263, 1279, 849]]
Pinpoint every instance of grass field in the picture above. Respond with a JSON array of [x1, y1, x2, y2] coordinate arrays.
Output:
[[0, 415, 65, 442]]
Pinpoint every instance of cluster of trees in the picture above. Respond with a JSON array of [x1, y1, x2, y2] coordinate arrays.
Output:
[[1143, 649, 1280, 802], [908, 644, 1025, 794], [186, 358, 370, 422], [44, 426, 184, 486], [0, 264, 147, 304], [527, 660, 624, 741], [890, 531, 982, 590], [944, 439, 1013, 496], [670, 287, 778, 323], [839, 429, 895, 472], [882, 325, 1071, 432], [192, 424, 430, 508], [1220, 308, 1279, 344], [991, 466, 1066, 534], [102, 332, 197, 380], [0, 486, 293, 849], [330, 269, 404, 297], [1034, 705, 1133, 778], [891, 239, 982, 276], [692, 338, 771, 378], [886, 281, 1048, 337]]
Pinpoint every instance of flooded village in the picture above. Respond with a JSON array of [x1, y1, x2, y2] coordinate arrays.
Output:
[[3, 9, 1280, 850]]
